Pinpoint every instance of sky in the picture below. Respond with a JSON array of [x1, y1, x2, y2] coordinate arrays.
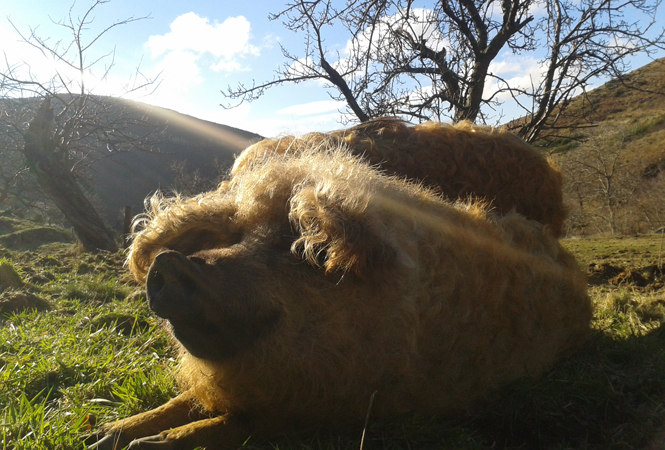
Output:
[[1, 0, 664, 137]]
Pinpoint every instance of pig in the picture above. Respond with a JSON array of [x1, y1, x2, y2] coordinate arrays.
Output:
[[88, 147, 589, 449], [232, 118, 566, 236]]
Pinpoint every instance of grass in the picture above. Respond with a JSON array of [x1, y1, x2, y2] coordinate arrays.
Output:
[[535, 58, 665, 168], [1, 237, 665, 450], [562, 234, 665, 268], [627, 113, 665, 140], [0, 246, 177, 450]]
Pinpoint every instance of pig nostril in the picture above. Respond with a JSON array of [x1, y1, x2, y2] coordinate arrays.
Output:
[[147, 270, 165, 298]]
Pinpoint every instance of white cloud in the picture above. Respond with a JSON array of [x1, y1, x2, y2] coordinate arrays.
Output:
[[485, 56, 544, 100], [276, 100, 346, 117], [160, 50, 204, 86], [146, 13, 259, 73], [0, 22, 109, 96], [527, 0, 548, 18], [344, 8, 448, 60], [133, 12, 264, 131], [210, 60, 242, 72], [488, 59, 529, 76], [137, 50, 205, 112], [284, 56, 314, 78], [610, 35, 638, 51]]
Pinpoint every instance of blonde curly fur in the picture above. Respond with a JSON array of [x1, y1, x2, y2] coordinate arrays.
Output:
[[233, 118, 566, 236], [102, 147, 589, 449]]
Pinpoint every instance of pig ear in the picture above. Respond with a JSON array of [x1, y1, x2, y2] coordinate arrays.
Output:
[[288, 185, 394, 276]]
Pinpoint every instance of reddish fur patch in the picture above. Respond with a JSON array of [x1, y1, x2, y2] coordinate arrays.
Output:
[[97, 147, 587, 450], [233, 118, 566, 236]]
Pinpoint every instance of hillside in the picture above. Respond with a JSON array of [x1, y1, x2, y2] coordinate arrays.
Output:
[[85, 99, 262, 231], [0, 96, 263, 233], [540, 57, 665, 159], [534, 57, 665, 235]]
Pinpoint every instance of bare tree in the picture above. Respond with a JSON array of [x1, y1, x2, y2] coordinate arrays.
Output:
[[559, 129, 639, 234], [223, 0, 664, 141], [168, 159, 227, 198], [635, 165, 665, 233], [511, 0, 665, 142], [0, 0, 161, 252], [0, 102, 44, 216]]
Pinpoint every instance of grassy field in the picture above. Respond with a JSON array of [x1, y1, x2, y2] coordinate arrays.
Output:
[[1, 235, 664, 450]]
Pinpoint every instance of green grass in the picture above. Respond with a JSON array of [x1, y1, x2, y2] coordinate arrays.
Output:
[[562, 234, 665, 268], [537, 132, 585, 154], [627, 113, 665, 139], [1, 239, 664, 450], [0, 246, 177, 449]]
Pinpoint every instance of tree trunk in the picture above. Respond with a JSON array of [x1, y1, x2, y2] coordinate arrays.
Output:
[[21, 98, 118, 253]]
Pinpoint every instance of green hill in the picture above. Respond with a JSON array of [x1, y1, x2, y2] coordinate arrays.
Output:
[[539, 57, 665, 160]]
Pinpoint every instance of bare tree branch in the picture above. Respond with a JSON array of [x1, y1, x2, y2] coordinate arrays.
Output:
[[223, 0, 664, 142], [0, 0, 160, 252]]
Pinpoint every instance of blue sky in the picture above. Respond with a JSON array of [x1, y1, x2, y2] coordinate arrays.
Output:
[[1, 0, 664, 137]]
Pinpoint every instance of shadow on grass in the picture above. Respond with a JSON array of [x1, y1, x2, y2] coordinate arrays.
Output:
[[266, 324, 665, 450], [459, 323, 664, 449]]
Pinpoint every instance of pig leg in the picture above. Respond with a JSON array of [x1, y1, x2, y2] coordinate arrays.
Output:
[[86, 391, 212, 450], [125, 414, 255, 449]]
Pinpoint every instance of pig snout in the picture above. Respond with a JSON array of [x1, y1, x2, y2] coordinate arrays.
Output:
[[145, 250, 282, 362], [146, 251, 208, 320]]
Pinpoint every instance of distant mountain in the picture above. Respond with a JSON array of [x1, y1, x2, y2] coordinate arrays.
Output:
[[79, 99, 263, 232]]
